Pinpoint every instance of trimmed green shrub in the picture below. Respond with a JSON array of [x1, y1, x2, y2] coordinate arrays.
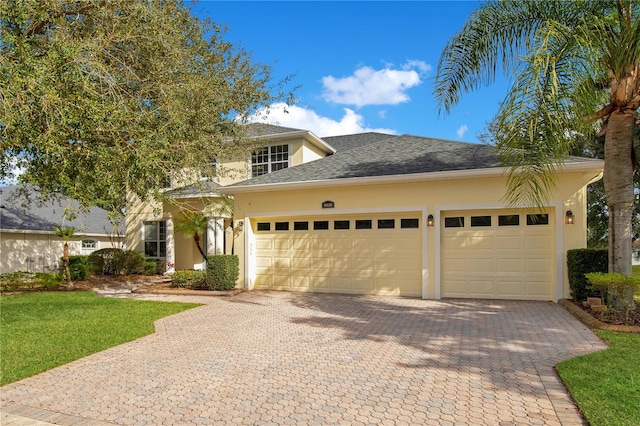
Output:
[[144, 259, 159, 275], [67, 255, 91, 280], [586, 272, 640, 319], [89, 248, 125, 275], [567, 248, 608, 300], [171, 270, 206, 288], [206, 255, 239, 291], [122, 250, 146, 275]]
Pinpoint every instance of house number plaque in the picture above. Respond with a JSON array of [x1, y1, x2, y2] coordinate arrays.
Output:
[[322, 200, 335, 209]]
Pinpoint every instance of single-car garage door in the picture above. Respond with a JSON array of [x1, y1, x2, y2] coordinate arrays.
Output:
[[441, 209, 554, 300], [252, 213, 422, 297]]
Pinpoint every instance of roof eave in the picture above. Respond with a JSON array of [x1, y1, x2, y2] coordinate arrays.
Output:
[[219, 159, 604, 194]]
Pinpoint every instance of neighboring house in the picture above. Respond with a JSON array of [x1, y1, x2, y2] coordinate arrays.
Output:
[[127, 124, 604, 301], [0, 185, 123, 274]]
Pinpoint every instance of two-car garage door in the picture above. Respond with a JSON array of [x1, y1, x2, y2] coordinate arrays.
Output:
[[251, 213, 422, 297]]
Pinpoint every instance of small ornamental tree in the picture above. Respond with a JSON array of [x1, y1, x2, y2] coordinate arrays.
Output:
[[173, 210, 210, 262]]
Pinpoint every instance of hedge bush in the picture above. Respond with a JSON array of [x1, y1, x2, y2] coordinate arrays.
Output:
[[123, 251, 146, 275], [171, 270, 206, 288], [206, 255, 239, 291], [567, 248, 608, 300], [144, 259, 159, 275], [89, 248, 123, 275], [88, 249, 148, 275], [67, 255, 91, 280]]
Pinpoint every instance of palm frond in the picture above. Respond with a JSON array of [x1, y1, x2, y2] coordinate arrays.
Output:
[[434, 0, 594, 114]]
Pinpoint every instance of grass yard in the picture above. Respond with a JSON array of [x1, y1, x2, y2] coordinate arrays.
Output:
[[0, 292, 200, 386], [556, 330, 640, 426]]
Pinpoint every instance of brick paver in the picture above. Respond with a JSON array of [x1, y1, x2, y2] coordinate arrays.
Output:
[[1, 292, 606, 425]]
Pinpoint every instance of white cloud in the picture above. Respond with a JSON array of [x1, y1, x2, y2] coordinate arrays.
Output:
[[247, 103, 396, 137], [321, 60, 431, 108], [456, 124, 468, 139]]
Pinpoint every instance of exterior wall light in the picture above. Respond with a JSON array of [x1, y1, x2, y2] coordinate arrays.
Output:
[[427, 214, 434, 227], [565, 210, 574, 225], [236, 220, 244, 230]]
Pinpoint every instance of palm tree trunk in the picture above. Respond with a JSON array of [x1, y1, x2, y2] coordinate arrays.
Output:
[[63, 242, 73, 288], [193, 234, 207, 262], [603, 109, 635, 277]]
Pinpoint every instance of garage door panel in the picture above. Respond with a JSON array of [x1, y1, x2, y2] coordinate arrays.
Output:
[[311, 240, 332, 250], [291, 276, 310, 290], [353, 278, 374, 291], [442, 209, 554, 300], [311, 276, 330, 289], [312, 258, 331, 269], [332, 277, 352, 290], [496, 259, 522, 273], [494, 236, 523, 249], [274, 258, 291, 269], [353, 258, 374, 270], [292, 258, 310, 269], [443, 258, 467, 272], [469, 258, 494, 272], [525, 235, 551, 249], [333, 257, 352, 270], [256, 240, 272, 250], [495, 280, 524, 297], [526, 259, 551, 272]]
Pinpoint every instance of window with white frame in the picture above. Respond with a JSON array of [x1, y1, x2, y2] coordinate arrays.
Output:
[[81, 239, 98, 255], [143, 220, 167, 258], [251, 144, 289, 177]]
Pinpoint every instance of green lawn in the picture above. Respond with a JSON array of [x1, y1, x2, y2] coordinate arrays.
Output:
[[556, 330, 640, 426], [0, 292, 200, 385]]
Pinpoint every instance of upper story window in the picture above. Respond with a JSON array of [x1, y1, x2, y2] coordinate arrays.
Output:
[[251, 144, 289, 177]]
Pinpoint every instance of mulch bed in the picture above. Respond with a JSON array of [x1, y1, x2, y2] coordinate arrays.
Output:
[[570, 300, 640, 327]]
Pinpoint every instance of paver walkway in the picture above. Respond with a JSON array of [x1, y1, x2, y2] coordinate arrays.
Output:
[[1, 292, 606, 425]]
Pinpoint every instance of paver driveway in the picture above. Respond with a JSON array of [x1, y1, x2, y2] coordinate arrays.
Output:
[[1, 291, 606, 425]]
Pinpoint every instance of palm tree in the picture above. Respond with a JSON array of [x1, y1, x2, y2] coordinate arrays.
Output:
[[173, 210, 209, 262], [434, 0, 640, 277], [54, 226, 76, 288]]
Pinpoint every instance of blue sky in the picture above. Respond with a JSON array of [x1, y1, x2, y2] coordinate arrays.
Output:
[[190, 0, 511, 142]]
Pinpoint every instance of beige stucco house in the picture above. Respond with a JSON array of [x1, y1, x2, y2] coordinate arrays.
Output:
[[0, 185, 123, 274], [126, 124, 604, 301]]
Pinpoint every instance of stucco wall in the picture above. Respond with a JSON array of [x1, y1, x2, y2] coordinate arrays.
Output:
[[230, 171, 597, 299]]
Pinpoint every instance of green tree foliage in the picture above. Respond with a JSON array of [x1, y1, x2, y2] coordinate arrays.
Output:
[[172, 209, 209, 261], [435, 0, 640, 277], [1, 0, 292, 215]]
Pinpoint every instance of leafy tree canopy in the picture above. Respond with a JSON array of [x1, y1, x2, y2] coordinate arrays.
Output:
[[1, 0, 293, 219]]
